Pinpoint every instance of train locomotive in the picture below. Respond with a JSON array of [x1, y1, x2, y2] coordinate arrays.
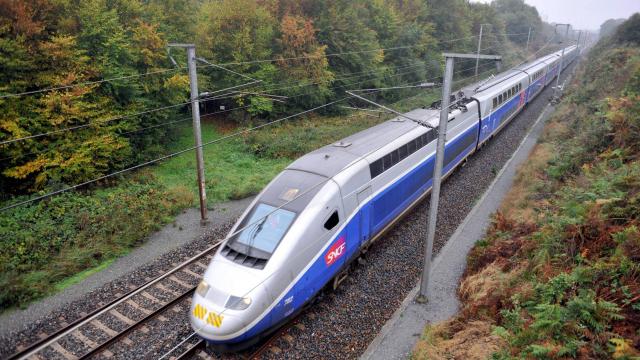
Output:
[[189, 45, 579, 350]]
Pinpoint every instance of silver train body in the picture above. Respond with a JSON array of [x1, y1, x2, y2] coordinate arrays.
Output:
[[189, 45, 579, 350]]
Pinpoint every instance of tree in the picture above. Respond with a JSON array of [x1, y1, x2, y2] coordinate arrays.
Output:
[[493, 0, 542, 45], [274, 14, 334, 110], [613, 13, 640, 45], [314, 0, 384, 92], [600, 18, 627, 39], [197, 0, 278, 120]]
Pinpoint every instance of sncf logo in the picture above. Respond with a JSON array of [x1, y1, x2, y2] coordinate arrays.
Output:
[[325, 236, 346, 266]]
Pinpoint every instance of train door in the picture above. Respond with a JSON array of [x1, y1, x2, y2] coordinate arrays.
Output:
[[356, 185, 372, 247]]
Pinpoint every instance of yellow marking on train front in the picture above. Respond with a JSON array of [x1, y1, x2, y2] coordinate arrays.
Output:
[[206, 311, 224, 328], [193, 304, 207, 320]]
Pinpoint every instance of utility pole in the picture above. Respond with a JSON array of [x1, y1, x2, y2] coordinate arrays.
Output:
[[553, 24, 571, 102], [417, 52, 501, 303], [169, 44, 208, 225], [576, 30, 582, 48], [475, 24, 491, 77], [525, 27, 532, 53]]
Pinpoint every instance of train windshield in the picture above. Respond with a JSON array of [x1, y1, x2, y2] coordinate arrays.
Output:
[[228, 203, 296, 257]]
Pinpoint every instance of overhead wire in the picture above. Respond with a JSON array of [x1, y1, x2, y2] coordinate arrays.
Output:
[[0, 67, 184, 100], [0, 37, 481, 100], [0, 31, 529, 101], [0, 62, 492, 211], [0, 32, 526, 209], [0, 60, 495, 168], [0, 61, 450, 163], [0, 31, 530, 146]]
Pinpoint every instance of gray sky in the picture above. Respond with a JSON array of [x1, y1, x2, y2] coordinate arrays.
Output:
[[471, 0, 640, 31]]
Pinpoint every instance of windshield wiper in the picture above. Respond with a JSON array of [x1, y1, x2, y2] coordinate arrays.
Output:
[[247, 215, 268, 256]]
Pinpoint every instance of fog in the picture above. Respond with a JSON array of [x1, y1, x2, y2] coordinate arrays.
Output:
[[471, 0, 640, 31]]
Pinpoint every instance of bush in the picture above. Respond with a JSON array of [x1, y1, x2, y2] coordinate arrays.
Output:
[[0, 181, 193, 310]]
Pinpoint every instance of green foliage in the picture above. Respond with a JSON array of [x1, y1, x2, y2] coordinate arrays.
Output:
[[0, 0, 187, 195], [613, 13, 640, 46], [0, 179, 193, 309]]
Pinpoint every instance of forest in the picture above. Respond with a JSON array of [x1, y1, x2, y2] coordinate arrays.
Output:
[[0, 0, 555, 195], [0, 0, 560, 309]]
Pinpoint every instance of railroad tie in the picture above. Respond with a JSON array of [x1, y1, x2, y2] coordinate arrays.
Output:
[[168, 275, 192, 289], [126, 299, 152, 315], [71, 330, 98, 349], [25, 352, 45, 360], [156, 283, 181, 297], [140, 291, 162, 305], [51, 342, 77, 360], [182, 268, 202, 279], [194, 262, 208, 270], [90, 320, 118, 337], [109, 309, 135, 326]]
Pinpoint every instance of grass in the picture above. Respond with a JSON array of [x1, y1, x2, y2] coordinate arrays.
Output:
[[53, 258, 116, 292], [152, 121, 290, 206], [151, 85, 446, 207]]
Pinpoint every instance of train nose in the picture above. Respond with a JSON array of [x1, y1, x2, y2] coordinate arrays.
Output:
[[189, 281, 263, 342]]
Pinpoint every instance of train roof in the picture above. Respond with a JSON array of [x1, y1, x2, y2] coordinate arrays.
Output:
[[286, 108, 439, 178]]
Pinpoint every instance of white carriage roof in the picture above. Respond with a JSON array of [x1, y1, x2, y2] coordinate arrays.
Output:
[[286, 108, 440, 178]]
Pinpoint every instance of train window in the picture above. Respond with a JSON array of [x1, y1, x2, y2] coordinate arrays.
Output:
[[408, 139, 416, 154], [503, 91, 507, 100], [383, 153, 392, 170], [493, 98, 497, 108], [498, 94, 503, 103], [398, 144, 408, 160], [428, 129, 437, 143], [370, 159, 383, 178], [230, 203, 296, 254], [391, 150, 399, 164], [324, 211, 340, 231]]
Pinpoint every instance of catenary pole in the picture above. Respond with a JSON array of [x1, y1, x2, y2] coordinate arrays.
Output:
[[553, 24, 571, 101], [170, 44, 208, 225], [417, 55, 454, 302], [417, 52, 501, 302], [475, 25, 484, 77], [526, 26, 532, 53]]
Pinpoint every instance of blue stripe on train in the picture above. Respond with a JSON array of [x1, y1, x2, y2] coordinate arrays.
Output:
[[204, 123, 480, 345]]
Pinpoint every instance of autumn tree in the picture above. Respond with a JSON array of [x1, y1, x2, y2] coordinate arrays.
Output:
[[274, 14, 334, 110]]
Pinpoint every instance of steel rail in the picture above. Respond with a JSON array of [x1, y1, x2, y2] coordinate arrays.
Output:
[[77, 288, 197, 359], [9, 240, 224, 360]]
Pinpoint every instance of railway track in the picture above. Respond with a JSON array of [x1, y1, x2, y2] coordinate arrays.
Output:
[[7, 242, 223, 360], [169, 325, 300, 360]]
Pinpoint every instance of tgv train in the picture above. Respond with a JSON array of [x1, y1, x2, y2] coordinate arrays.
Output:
[[189, 45, 579, 350]]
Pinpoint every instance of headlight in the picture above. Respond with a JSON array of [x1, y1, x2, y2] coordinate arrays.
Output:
[[196, 281, 210, 297], [225, 295, 252, 310]]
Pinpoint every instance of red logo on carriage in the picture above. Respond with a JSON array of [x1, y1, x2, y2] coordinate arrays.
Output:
[[325, 236, 346, 266]]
